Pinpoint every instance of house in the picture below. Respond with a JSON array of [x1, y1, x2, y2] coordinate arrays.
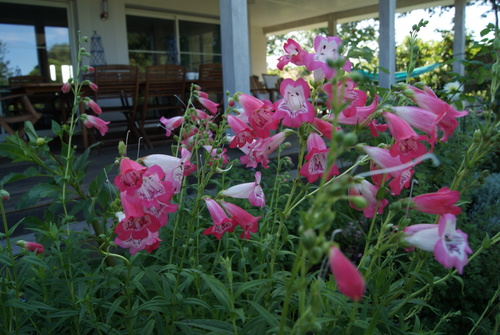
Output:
[[0, 0, 468, 95]]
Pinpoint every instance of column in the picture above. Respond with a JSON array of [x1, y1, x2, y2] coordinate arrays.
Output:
[[453, 0, 466, 76], [219, 0, 251, 105], [379, 0, 396, 88]]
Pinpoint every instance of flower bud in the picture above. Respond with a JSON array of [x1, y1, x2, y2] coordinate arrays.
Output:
[[16, 240, 44, 254], [301, 229, 317, 250], [348, 196, 367, 210], [343, 132, 357, 147], [329, 245, 365, 301], [35, 137, 46, 146], [0, 189, 10, 201], [118, 141, 127, 157], [473, 129, 482, 143]]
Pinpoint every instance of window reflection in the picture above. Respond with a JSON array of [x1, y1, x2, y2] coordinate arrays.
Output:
[[126, 15, 221, 73], [0, 3, 70, 85]]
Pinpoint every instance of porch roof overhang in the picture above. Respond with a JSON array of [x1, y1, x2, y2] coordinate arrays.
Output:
[[250, 0, 455, 35]]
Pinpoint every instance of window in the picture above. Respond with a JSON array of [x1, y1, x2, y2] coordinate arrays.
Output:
[[126, 14, 221, 73], [0, 2, 71, 85]]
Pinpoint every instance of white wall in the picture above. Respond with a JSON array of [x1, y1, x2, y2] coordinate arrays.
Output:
[[75, 0, 130, 66], [249, 25, 269, 77]]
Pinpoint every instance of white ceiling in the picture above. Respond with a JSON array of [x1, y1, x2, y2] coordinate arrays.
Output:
[[247, 0, 455, 34]]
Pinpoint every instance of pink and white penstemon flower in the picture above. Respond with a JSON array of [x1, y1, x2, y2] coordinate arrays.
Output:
[[82, 114, 110, 136], [299, 132, 339, 183], [160, 116, 183, 137], [238, 93, 278, 138], [305, 35, 352, 81], [274, 78, 315, 128], [348, 178, 388, 218], [277, 38, 307, 70], [403, 214, 472, 274], [220, 201, 261, 239], [227, 115, 256, 148], [390, 106, 442, 146], [221, 171, 265, 208], [16, 240, 44, 254], [382, 111, 428, 163], [202, 198, 236, 239], [363, 146, 415, 196], [408, 187, 462, 215]]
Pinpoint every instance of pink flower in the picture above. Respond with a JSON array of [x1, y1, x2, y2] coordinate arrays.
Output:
[[322, 78, 367, 117], [410, 187, 461, 215], [221, 171, 265, 208], [274, 78, 315, 127], [276, 38, 307, 70], [227, 115, 255, 148], [16, 240, 44, 254], [407, 85, 468, 142], [335, 96, 385, 136], [329, 246, 365, 301], [88, 81, 99, 92], [239, 131, 288, 169], [86, 98, 102, 115], [299, 132, 339, 183], [304, 36, 352, 81], [239, 93, 279, 138], [160, 116, 184, 137], [382, 112, 428, 163], [403, 214, 472, 274], [363, 146, 414, 196], [198, 95, 219, 114], [203, 145, 228, 166], [220, 201, 261, 239], [202, 198, 236, 239], [312, 117, 335, 140], [82, 114, 109, 136], [61, 82, 71, 94], [114, 213, 162, 254], [348, 179, 388, 218], [390, 106, 442, 146]]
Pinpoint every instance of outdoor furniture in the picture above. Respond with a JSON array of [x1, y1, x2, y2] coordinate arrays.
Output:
[[197, 63, 223, 109], [262, 74, 283, 102], [0, 93, 42, 139], [90, 64, 140, 147], [250, 75, 272, 101], [139, 64, 186, 148]]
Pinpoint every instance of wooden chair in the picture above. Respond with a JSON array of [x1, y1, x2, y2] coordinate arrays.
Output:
[[139, 64, 186, 148], [250, 75, 272, 101], [262, 74, 283, 102], [0, 93, 42, 139], [89, 65, 140, 147], [197, 63, 223, 107]]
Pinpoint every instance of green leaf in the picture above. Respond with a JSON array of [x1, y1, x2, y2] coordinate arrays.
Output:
[[245, 300, 279, 328], [16, 183, 61, 210], [234, 278, 275, 299], [0, 166, 40, 184], [24, 120, 38, 143], [51, 120, 62, 137], [174, 319, 235, 334], [200, 273, 232, 312]]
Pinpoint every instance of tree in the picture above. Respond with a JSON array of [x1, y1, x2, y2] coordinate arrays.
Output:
[[0, 40, 13, 86]]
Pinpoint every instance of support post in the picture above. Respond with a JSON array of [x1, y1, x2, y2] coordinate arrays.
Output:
[[379, 0, 396, 88], [453, 0, 466, 76], [219, 0, 251, 107]]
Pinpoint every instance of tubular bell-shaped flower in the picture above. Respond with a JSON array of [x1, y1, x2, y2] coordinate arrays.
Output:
[[221, 171, 265, 208], [299, 132, 339, 183], [202, 198, 236, 239], [160, 116, 183, 137], [348, 178, 388, 218], [277, 38, 307, 70], [274, 78, 315, 127], [363, 146, 414, 196], [382, 112, 428, 163], [220, 201, 261, 239], [403, 214, 472, 274], [304, 35, 352, 81], [239, 93, 279, 138], [82, 114, 109, 136], [329, 245, 365, 301], [408, 187, 462, 216]]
